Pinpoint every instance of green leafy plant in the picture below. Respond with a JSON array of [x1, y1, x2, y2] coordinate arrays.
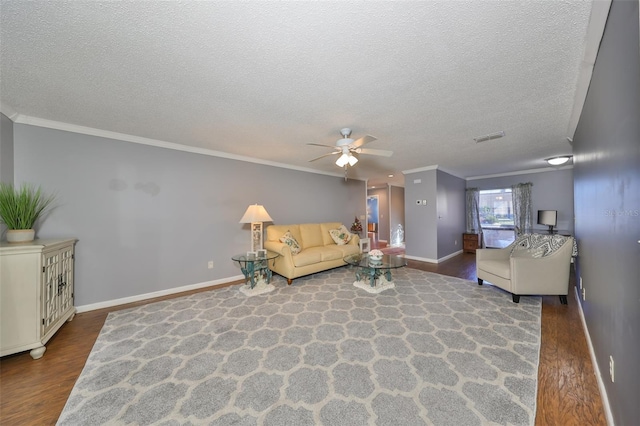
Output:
[[0, 183, 56, 230]]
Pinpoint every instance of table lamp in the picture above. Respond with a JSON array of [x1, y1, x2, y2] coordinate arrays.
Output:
[[239, 204, 273, 252]]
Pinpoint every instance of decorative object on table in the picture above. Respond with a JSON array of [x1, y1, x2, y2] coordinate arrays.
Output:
[[0, 183, 56, 243], [368, 249, 383, 261], [239, 204, 273, 252], [350, 216, 363, 234]]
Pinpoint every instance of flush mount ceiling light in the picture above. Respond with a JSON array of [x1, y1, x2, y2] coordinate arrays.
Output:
[[473, 131, 505, 143], [546, 155, 573, 166]]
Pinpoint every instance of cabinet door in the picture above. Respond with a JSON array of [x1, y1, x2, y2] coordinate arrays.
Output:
[[42, 244, 75, 337], [42, 250, 61, 335]]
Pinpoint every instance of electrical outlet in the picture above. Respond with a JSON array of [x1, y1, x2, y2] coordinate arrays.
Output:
[[422, 200, 427, 205], [208, 261, 214, 269], [609, 355, 615, 382], [581, 287, 586, 301], [455, 240, 458, 245]]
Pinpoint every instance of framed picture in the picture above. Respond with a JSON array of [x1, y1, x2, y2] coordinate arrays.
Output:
[[251, 223, 263, 252], [246, 251, 257, 259], [257, 249, 267, 258], [359, 238, 371, 253]]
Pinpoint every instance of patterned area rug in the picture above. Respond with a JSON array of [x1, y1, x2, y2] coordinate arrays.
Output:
[[57, 268, 541, 425]]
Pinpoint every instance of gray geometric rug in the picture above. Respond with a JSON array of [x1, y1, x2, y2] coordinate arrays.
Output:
[[57, 267, 541, 425]]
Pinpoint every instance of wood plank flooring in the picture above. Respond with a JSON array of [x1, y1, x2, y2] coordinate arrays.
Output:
[[0, 252, 606, 425]]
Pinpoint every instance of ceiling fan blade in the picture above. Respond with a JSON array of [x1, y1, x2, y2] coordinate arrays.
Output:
[[309, 152, 339, 162], [307, 143, 337, 149], [350, 135, 377, 149], [356, 148, 394, 157]]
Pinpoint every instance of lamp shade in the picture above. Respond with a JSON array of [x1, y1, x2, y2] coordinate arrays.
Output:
[[239, 204, 273, 223]]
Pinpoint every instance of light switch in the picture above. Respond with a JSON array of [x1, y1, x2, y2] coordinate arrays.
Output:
[[422, 200, 427, 205]]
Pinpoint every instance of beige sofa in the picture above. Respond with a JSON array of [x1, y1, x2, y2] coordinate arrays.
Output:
[[264, 222, 360, 284], [476, 234, 575, 303]]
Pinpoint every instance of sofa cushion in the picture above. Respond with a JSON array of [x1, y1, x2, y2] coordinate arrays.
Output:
[[328, 244, 360, 257], [329, 225, 353, 245], [292, 248, 323, 267], [299, 223, 324, 249], [267, 225, 301, 244], [478, 260, 511, 279], [279, 231, 302, 255]]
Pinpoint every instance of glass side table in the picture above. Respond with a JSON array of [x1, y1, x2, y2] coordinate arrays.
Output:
[[231, 252, 280, 289]]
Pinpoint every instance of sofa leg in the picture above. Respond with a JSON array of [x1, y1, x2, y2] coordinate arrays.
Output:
[[559, 295, 568, 305], [287, 279, 293, 285], [477, 278, 483, 285], [512, 294, 520, 303]]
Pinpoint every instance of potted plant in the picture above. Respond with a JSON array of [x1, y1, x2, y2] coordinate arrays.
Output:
[[0, 183, 56, 243]]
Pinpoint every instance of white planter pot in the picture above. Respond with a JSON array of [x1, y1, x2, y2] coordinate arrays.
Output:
[[6, 229, 35, 243]]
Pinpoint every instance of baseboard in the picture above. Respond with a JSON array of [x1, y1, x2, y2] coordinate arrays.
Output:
[[76, 274, 245, 313], [404, 249, 463, 264], [574, 287, 615, 426]]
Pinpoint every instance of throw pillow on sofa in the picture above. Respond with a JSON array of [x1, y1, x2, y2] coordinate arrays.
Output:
[[280, 231, 302, 255], [329, 225, 353, 245]]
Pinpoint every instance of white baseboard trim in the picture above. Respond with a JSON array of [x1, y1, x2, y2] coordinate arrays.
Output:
[[404, 249, 463, 264], [574, 287, 615, 426], [76, 274, 245, 313], [403, 255, 437, 263]]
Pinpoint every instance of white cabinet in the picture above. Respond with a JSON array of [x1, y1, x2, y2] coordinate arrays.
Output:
[[0, 239, 77, 359]]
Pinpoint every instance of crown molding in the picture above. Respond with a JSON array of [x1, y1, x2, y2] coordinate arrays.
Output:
[[466, 165, 573, 181], [12, 114, 361, 181], [402, 164, 438, 174], [0, 102, 19, 121]]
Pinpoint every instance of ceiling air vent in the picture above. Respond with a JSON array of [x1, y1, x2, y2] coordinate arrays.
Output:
[[474, 131, 505, 143]]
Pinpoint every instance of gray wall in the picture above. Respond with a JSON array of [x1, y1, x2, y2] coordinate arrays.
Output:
[[404, 169, 438, 260], [573, 1, 639, 424], [0, 113, 13, 184], [436, 170, 466, 257], [13, 124, 366, 306], [467, 168, 575, 233], [389, 185, 405, 244]]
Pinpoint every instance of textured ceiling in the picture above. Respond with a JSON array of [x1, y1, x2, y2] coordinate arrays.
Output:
[[1, 1, 602, 186]]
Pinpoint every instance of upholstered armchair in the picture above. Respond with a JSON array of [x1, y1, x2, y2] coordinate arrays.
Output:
[[476, 235, 575, 303]]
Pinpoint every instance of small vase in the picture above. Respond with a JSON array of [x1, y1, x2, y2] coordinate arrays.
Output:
[[6, 229, 35, 243]]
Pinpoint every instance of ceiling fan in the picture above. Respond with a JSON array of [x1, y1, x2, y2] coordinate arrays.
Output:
[[308, 128, 393, 167]]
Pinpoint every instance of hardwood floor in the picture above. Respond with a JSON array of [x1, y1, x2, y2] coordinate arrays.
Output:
[[0, 252, 606, 425]]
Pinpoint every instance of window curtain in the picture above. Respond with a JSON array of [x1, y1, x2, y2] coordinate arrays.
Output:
[[512, 182, 533, 232], [465, 188, 481, 234]]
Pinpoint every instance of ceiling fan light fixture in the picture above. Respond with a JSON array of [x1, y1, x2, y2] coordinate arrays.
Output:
[[546, 155, 572, 166], [336, 153, 350, 167], [347, 154, 358, 166]]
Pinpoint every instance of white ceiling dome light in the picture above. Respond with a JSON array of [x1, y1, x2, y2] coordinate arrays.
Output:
[[546, 156, 573, 166]]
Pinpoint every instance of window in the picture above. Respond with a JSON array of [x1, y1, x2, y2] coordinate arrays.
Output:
[[479, 188, 516, 248]]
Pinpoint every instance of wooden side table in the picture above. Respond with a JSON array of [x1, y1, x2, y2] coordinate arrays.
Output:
[[463, 233, 481, 253]]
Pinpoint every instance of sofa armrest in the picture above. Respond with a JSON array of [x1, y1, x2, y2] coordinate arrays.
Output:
[[510, 239, 573, 294], [349, 234, 361, 246], [264, 241, 292, 259], [476, 246, 511, 261]]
